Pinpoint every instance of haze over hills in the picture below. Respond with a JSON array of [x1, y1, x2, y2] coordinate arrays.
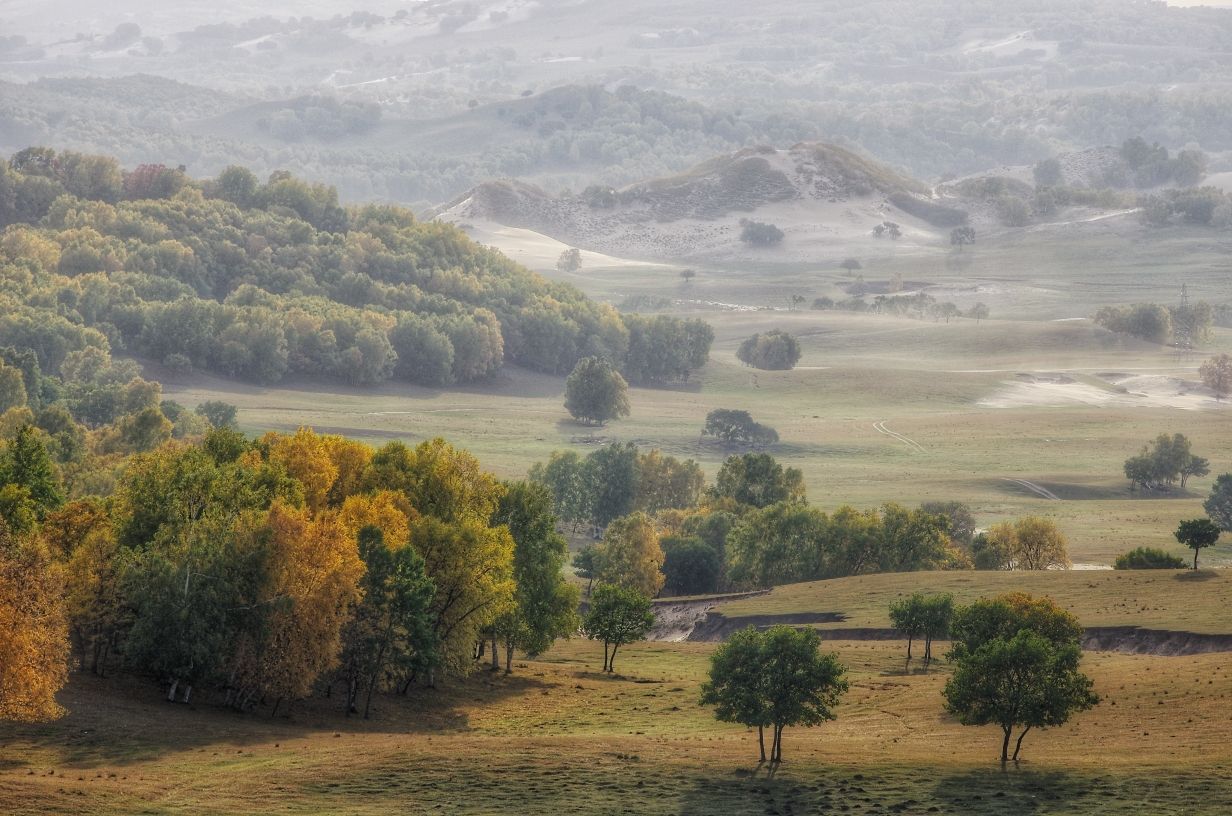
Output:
[[6, 0, 1232, 205]]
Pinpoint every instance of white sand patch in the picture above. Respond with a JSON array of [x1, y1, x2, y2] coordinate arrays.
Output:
[[453, 218, 671, 272], [980, 372, 1226, 410]]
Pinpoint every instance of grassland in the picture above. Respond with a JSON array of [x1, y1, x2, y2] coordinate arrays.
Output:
[[163, 301, 1232, 566], [717, 569, 1232, 634], [3, 633, 1231, 815]]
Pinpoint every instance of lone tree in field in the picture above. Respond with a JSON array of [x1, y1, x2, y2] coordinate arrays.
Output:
[[680, 268, 696, 284], [950, 226, 976, 250], [581, 583, 653, 673], [1175, 518, 1221, 570], [739, 219, 785, 247], [556, 247, 582, 273], [564, 356, 630, 425], [943, 593, 1097, 764], [702, 625, 848, 763], [702, 408, 779, 447], [1205, 474, 1232, 533], [967, 302, 990, 323], [840, 257, 862, 274], [1200, 353, 1232, 400], [736, 330, 802, 371], [889, 594, 927, 661]]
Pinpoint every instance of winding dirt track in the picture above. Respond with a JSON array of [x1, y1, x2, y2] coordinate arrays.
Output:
[[873, 421, 925, 453], [1002, 478, 1061, 501]]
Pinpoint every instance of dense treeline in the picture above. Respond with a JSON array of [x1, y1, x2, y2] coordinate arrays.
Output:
[[533, 445, 975, 597], [0, 148, 710, 389], [0, 424, 578, 719]]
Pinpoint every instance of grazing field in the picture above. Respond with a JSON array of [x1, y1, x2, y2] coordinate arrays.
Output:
[[716, 569, 1232, 634], [3, 633, 1231, 815], [164, 302, 1232, 566]]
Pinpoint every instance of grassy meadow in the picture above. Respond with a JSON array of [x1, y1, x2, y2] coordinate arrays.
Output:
[[3, 633, 1231, 815], [163, 223, 1232, 566]]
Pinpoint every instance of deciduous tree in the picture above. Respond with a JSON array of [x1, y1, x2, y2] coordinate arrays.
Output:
[[581, 583, 653, 673]]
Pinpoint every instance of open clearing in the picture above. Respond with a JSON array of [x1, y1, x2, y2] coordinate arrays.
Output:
[[3, 629, 1231, 815]]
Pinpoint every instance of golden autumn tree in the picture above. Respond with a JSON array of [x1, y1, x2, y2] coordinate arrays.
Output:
[[0, 525, 69, 721], [323, 436, 373, 506], [230, 500, 364, 713], [337, 490, 414, 550], [265, 428, 338, 513], [594, 511, 666, 597], [63, 526, 126, 676]]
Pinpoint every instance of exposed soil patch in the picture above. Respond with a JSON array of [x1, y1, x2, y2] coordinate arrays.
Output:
[[674, 610, 1232, 656]]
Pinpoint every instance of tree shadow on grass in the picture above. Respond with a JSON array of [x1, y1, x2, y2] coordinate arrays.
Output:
[[0, 668, 553, 769], [932, 767, 1232, 814]]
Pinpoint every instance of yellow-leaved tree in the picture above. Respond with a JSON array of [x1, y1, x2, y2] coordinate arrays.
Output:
[[595, 511, 665, 597], [337, 490, 414, 550], [408, 515, 515, 673], [266, 428, 338, 513], [0, 527, 69, 721], [229, 501, 364, 712]]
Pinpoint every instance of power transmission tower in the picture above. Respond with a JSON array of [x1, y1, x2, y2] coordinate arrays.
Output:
[[1174, 283, 1193, 357]]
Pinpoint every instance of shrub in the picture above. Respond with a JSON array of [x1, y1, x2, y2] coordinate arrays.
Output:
[[736, 330, 801, 370], [1113, 547, 1186, 570], [738, 219, 784, 247]]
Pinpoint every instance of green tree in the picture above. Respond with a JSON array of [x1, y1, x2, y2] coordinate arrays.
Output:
[[1200, 353, 1232, 400], [703, 626, 847, 763], [712, 452, 805, 509], [490, 481, 580, 673], [339, 526, 436, 718], [699, 627, 772, 760], [660, 536, 722, 596], [581, 583, 653, 673], [944, 593, 1097, 763], [1, 425, 64, 517], [564, 356, 630, 425], [0, 364, 26, 413], [556, 247, 582, 272], [950, 226, 976, 250], [888, 594, 926, 660], [582, 442, 639, 529], [736, 330, 802, 371], [1205, 474, 1232, 533], [195, 401, 238, 429], [1175, 518, 1221, 570], [703, 408, 779, 447]]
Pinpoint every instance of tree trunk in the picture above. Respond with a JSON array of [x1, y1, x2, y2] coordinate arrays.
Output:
[[270, 697, 280, 719], [1195, 549, 1200, 571], [603, 641, 610, 672], [1012, 726, 1031, 761], [167, 679, 178, 702], [608, 644, 618, 673], [364, 674, 377, 720], [758, 725, 765, 762], [1000, 727, 1012, 764], [490, 633, 500, 670], [504, 642, 514, 675], [182, 685, 192, 704], [906, 635, 912, 660]]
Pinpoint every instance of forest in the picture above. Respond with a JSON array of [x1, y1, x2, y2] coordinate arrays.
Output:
[[0, 148, 712, 390]]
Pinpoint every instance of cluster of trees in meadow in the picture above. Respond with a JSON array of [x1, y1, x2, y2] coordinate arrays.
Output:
[[813, 291, 982, 324], [1094, 300, 1213, 346], [533, 444, 1067, 600], [0, 148, 712, 390], [0, 424, 581, 722], [703, 591, 1098, 764]]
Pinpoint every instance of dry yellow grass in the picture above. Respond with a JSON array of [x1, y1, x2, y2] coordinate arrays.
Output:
[[2, 637, 1230, 814]]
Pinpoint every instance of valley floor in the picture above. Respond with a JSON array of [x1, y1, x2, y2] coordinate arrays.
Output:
[[3, 635, 1230, 815]]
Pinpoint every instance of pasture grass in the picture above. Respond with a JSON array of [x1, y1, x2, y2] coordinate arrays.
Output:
[[717, 568, 1232, 634], [3, 636, 1231, 814]]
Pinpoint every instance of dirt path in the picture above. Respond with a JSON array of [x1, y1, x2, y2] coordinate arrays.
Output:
[[873, 421, 925, 453], [1002, 478, 1061, 501]]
